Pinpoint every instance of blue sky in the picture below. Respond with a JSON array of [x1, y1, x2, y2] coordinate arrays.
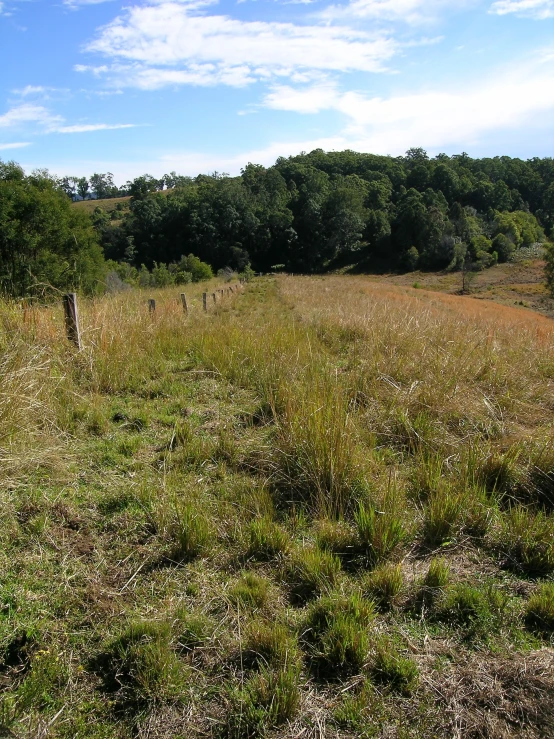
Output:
[[0, 0, 553, 184]]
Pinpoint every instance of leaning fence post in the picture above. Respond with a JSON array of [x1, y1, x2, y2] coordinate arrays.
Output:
[[148, 298, 156, 315], [212, 292, 217, 305], [180, 293, 188, 315], [63, 293, 82, 349]]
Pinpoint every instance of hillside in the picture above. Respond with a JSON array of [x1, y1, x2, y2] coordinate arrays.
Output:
[[1, 275, 553, 738], [375, 257, 554, 319]]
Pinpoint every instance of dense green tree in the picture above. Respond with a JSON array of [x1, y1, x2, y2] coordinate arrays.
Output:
[[0, 161, 105, 296]]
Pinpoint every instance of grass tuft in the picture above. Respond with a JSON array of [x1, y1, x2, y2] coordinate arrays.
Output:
[[284, 547, 341, 603], [525, 582, 554, 633], [303, 593, 375, 677], [362, 562, 403, 610], [246, 517, 290, 561]]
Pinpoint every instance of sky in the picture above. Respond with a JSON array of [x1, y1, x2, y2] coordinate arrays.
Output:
[[0, 0, 553, 184]]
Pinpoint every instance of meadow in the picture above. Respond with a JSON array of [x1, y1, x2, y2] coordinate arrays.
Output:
[[1, 275, 553, 738]]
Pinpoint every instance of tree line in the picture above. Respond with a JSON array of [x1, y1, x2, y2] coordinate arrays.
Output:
[[1, 149, 553, 298]]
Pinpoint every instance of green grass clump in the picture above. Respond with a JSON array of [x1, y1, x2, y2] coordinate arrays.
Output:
[[246, 517, 290, 561], [362, 562, 403, 610], [225, 664, 301, 738], [95, 620, 187, 709], [243, 620, 299, 669], [371, 638, 419, 694], [355, 500, 407, 565], [166, 502, 211, 561], [284, 547, 341, 603], [303, 593, 375, 677], [525, 582, 554, 633], [435, 582, 509, 637], [423, 558, 450, 589], [315, 518, 356, 557], [174, 609, 214, 651], [229, 573, 270, 610], [498, 506, 554, 576], [423, 487, 464, 546]]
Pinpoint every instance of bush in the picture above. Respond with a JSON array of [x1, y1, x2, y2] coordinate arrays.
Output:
[[178, 253, 213, 282]]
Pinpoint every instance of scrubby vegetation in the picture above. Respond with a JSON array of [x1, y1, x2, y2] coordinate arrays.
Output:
[[1, 274, 554, 737]]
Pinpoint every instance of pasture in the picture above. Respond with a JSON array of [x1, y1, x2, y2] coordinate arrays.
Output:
[[1, 275, 553, 738]]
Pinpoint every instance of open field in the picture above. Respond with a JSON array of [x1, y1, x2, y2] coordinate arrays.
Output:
[[377, 258, 554, 319], [1, 275, 553, 738]]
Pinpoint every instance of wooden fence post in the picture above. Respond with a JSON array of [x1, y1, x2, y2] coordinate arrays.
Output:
[[63, 293, 82, 349], [203, 292, 207, 312], [212, 292, 217, 305], [148, 298, 156, 315], [180, 293, 188, 314]]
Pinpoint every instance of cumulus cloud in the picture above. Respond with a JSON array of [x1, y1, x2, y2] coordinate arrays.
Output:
[[261, 50, 554, 152], [489, 0, 554, 18], [80, 0, 397, 89], [0, 104, 62, 129]]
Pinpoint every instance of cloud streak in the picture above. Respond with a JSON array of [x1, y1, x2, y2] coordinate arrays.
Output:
[[489, 0, 554, 18], [0, 103, 137, 135]]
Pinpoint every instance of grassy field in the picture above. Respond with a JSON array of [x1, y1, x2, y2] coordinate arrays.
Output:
[[1, 275, 553, 738]]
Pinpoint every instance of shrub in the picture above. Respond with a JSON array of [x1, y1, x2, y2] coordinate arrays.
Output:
[[303, 593, 375, 677], [247, 518, 290, 561], [525, 582, 554, 634], [362, 562, 403, 610], [284, 547, 341, 603]]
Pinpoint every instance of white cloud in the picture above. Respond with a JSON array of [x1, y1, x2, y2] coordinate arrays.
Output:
[[82, 0, 397, 89], [64, 0, 117, 7], [54, 123, 137, 133], [321, 0, 475, 23], [261, 49, 554, 153], [0, 141, 31, 150], [0, 104, 62, 129], [489, 0, 554, 18], [0, 103, 137, 135]]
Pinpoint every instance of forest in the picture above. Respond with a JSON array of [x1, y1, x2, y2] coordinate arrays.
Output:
[[1, 149, 553, 297]]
